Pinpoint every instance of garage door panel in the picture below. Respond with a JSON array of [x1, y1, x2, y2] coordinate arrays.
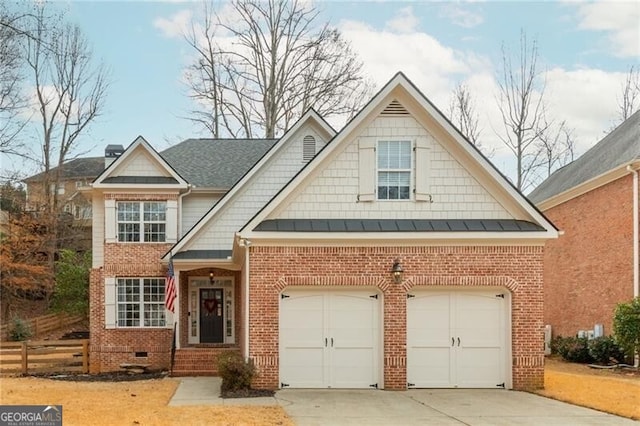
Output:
[[408, 290, 507, 389], [408, 347, 452, 387], [280, 290, 380, 389], [458, 347, 502, 387]]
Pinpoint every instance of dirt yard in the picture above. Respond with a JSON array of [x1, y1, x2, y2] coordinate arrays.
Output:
[[0, 358, 638, 425]]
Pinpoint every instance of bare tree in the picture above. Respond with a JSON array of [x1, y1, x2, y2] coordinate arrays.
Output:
[[535, 116, 576, 181], [495, 31, 551, 192], [23, 7, 109, 214], [447, 83, 491, 155], [617, 65, 640, 123], [184, 0, 373, 138], [0, 3, 28, 157]]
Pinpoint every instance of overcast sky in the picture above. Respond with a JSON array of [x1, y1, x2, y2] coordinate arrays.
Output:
[[9, 0, 640, 187]]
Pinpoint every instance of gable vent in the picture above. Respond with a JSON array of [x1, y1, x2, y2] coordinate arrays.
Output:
[[381, 99, 409, 116], [303, 135, 316, 162]]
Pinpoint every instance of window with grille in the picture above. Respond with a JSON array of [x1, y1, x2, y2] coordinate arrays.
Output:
[[117, 278, 166, 327], [117, 201, 166, 242], [377, 140, 412, 200]]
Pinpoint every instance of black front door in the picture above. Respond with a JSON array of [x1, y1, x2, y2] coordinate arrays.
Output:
[[200, 288, 224, 343]]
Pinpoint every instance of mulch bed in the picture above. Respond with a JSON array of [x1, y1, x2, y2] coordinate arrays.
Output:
[[221, 388, 275, 398], [35, 371, 168, 382]]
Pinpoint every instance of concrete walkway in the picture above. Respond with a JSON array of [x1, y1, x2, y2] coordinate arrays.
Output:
[[168, 378, 637, 425]]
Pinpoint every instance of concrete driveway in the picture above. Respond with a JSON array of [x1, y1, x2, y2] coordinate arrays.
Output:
[[275, 389, 637, 425]]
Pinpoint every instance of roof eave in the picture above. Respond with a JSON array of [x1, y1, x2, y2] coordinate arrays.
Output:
[[239, 230, 557, 245], [536, 160, 640, 211]]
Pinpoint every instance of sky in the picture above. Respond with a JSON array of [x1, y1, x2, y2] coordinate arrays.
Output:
[[6, 0, 640, 188]]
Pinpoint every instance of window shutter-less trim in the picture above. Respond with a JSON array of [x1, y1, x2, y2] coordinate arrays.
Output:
[[105, 277, 117, 329], [105, 199, 116, 243], [166, 199, 178, 243], [415, 137, 432, 202], [358, 138, 376, 202]]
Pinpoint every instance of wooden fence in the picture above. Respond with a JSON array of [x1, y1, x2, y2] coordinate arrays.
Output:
[[0, 313, 84, 341], [0, 339, 89, 375]]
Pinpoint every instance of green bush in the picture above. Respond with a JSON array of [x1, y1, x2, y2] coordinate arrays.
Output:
[[217, 352, 256, 392], [552, 336, 593, 363], [587, 336, 626, 364], [9, 317, 32, 341], [613, 297, 640, 362]]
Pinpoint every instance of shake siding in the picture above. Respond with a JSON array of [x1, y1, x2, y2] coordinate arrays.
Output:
[[181, 194, 221, 237], [188, 127, 329, 251], [274, 116, 511, 220], [113, 150, 171, 177]]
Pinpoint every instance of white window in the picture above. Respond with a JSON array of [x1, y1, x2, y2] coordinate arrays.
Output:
[[50, 183, 65, 195], [117, 201, 166, 242], [117, 278, 166, 327], [75, 181, 84, 188], [377, 140, 412, 200]]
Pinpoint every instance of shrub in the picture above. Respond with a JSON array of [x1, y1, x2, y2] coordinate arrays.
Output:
[[613, 297, 640, 362], [52, 249, 91, 316], [9, 317, 32, 341], [587, 336, 626, 364], [552, 336, 593, 363], [217, 352, 256, 392]]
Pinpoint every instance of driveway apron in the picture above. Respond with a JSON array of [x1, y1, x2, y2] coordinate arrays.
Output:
[[274, 389, 637, 426]]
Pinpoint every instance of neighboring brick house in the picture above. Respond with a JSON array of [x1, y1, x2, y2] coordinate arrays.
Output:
[[89, 73, 558, 391], [529, 110, 640, 339]]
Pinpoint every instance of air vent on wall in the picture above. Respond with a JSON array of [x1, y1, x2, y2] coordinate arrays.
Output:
[[381, 99, 409, 116]]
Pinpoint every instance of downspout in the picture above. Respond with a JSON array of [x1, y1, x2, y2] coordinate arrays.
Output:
[[626, 165, 639, 368], [239, 238, 252, 361], [626, 165, 639, 299], [177, 184, 193, 237]]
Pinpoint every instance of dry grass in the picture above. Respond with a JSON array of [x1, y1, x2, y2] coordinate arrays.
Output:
[[538, 358, 640, 420], [0, 376, 293, 426]]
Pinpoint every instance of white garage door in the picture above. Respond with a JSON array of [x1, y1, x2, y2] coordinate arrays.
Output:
[[407, 290, 508, 388], [279, 290, 380, 388]]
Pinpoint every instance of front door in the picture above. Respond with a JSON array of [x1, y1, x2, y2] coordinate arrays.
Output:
[[200, 288, 224, 343]]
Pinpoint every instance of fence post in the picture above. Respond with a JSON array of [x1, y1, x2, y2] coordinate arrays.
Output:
[[21, 341, 27, 375], [82, 340, 89, 373]]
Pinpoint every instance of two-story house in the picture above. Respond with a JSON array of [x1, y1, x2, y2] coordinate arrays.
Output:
[[89, 73, 558, 391], [24, 149, 122, 252], [529, 111, 640, 339]]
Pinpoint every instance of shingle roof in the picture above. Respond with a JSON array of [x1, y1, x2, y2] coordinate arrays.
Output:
[[253, 219, 545, 232], [160, 138, 277, 188], [528, 110, 640, 204], [24, 157, 105, 182], [25, 138, 278, 189]]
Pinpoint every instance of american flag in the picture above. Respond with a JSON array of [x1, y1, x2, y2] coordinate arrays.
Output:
[[165, 256, 177, 313]]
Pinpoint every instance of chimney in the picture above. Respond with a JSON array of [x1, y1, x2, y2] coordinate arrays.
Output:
[[105, 144, 124, 168]]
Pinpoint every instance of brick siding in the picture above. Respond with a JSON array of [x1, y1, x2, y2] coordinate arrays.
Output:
[[542, 175, 635, 338], [248, 245, 545, 391]]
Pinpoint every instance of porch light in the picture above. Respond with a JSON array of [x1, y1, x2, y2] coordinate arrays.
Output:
[[391, 258, 404, 284], [209, 271, 214, 284]]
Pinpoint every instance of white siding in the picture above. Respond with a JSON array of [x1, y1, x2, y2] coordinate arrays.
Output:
[[274, 115, 512, 220], [188, 125, 329, 251], [92, 197, 105, 268], [113, 150, 171, 177], [181, 193, 220, 237]]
